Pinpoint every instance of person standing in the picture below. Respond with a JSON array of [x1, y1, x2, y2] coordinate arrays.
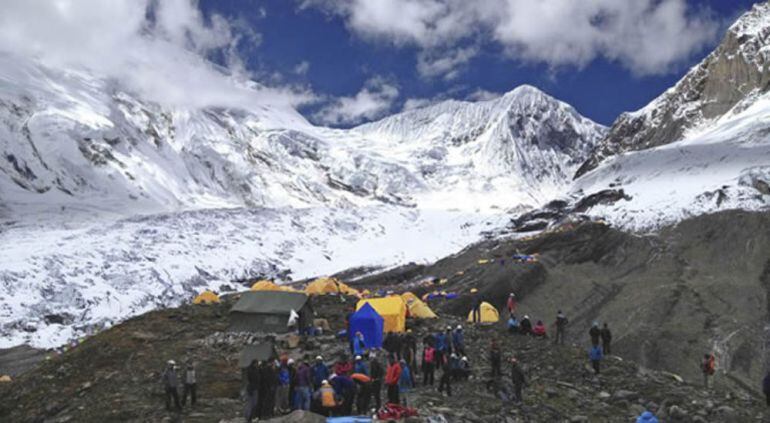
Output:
[[293, 358, 312, 411], [276, 359, 291, 414], [490, 339, 502, 378], [369, 352, 384, 410], [589, 322, 601, 346], [600, 323, 612, 354], [452, 325, 465, 356], [589, 345, 603, 375], [510, 358, 526, 405], [554, 311, 568, 345], [398, 359, 414, 406], [161, 360, 182, 411], [352, 331, 366, 357], [702, 353, 716, 389], [181, 360, 197, 407], [244, 360, 260, 422], [437, 355, 453, 397], [312, 356, 330, 389], [434, 331, 446, 371], [763, 371, 770, 406], [385, 355, 402, 404], [471, 293, 482, 323], [422, 342, 436, 386], [330, 374, 355, 416], [354, 355, 369, 376], [507, 293, 517, 315]]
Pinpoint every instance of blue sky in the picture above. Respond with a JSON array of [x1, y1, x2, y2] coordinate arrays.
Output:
[[195, 0, 762, 127]]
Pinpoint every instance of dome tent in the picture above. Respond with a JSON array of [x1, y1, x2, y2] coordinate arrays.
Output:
[[193, 290, 220, 304], [356, 296, 406, 333], [467, 302, 499, 323], [348, 302, 384, 348]]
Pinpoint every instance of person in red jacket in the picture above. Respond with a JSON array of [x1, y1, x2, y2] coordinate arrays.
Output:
[[507, 293, 517, 314], [385, 355, 402, 405], [532, 320, 547, 338], [334, 354, 353, 376]]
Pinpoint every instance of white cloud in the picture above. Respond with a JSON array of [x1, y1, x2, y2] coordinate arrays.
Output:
[[313, 77, 399, 125], [402, 98, 434, 111], [0, 0, 313, 110], [302, 0, 720, 78], [294, 61, 311, 75], [467, 89, 502, 102]]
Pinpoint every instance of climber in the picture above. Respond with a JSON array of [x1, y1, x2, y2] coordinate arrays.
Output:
[[181, 359, 197, 407], [452, 325, 465, 356], [422, 340, 436, 386], [161, 360, 182, 411], [354, 355, 369, 376], [330, 373, 355, 416], [636, 410, 660, 423], [589, 321, 601, 346], [314, 380, 339, 417], [554, 310, 568, 345], [457, 356, 471, 380], [434, 330, 447, 370], [385, 355, 402, 404], [369, 352, 384, 410], [589, 345, 603, 375], [471, 290, 482, 323], [293, 358, 312, 411], [334, 354, 353, 376], [532, 320, 547, 338], [444, 326, 454, 355], [437, 354, 453, 397], [702, 353, 716, 389], [352, 372, 372, 414], [510, 357, 527, 405], [507, 314, 519, 334], [312, 356, 330, 389], [244, 360, 259, 421], [352, 331, 366, 357], [398, 358, 414, 406], [520, 315, 533, 335], [490, 339, 502, 378], [600, 323, 612, 354], [507, 293, 517, 314]]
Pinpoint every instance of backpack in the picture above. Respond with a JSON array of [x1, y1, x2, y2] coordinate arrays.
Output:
[[424, 347, 435, 364]]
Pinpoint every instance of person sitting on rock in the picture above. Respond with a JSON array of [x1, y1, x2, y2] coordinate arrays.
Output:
[[507, 314, 519, 334], [532, 320, 547, 338], [161, 360, 182, 411], [519, 315, 533, 335], [600, 323, 612, 354], [509, 357, 527, 405], [457, 356, 471, 380], [589, 345, 603, 375], [589, 322, 601, 346], [636, 410, 659, 423]]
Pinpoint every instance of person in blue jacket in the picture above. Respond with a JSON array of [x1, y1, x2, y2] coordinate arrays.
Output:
[[589, 345, 603, 375], [507, 314, 519, 334], [636, 411, 659, 423], [434, 331, 447, 370], [312, 356, 330, 389], [354, 355, 369, 376], [352, 331, 366, 357], [398, 358, 414, 405], [452, 325, 465, 356]]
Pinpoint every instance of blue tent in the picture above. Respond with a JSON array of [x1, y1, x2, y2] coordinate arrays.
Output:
[[348, 302, 384, 348]]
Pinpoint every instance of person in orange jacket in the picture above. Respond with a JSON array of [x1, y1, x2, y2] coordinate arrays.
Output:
[[384, 355, 402, 405]]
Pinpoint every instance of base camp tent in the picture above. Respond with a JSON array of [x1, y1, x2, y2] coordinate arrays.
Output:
[[251, 280, 299, 292], [304, 277, 360, 296], [405, 297, 438, 319], [229, 291, 311, 333], [467, 301, 500, 323], [238, 341, 278, 368], [356, 296, 406, 333], [348, 302, 384, 348], [193, 290, 220, 304]]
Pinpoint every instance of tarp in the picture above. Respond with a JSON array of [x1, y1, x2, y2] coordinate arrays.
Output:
[[356, 297, 406, 333], [467, 301, 500, 323], [348, 303, 384, 348], [238, 341, 277, 367], [305, 277, 360, 296], [193, 290, 220, 304], [230, 291, 310, 333], [401, 294, 437, 319]]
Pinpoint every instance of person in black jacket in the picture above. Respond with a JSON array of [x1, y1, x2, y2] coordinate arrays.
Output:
[[600, 323, 612, 354], [589, 322, 601, 346], [510, 358, 527, 405], [161, 360, 181, 411], [369, 353, 384, 411], [244, 360, 260, 422], [763, 371, 770, 406]]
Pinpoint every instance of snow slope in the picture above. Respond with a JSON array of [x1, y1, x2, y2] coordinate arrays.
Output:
[[0, 53, 603, 347], [574, 94, 770, 231]]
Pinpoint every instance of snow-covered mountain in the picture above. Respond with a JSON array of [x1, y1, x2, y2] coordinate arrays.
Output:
[[0, 53, 604, 347]]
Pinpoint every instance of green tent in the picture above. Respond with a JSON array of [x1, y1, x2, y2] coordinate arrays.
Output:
[[229, 291, 311, 333]]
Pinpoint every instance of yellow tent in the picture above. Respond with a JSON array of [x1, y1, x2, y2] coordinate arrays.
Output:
[[356, 296, 407, 332], [401, 292, 419, 303], [404, 297, 437, 319], [305, 277, 360, 296], [193, 290, 220, 305], [251, 280, 299, 292], [467, 301, 499, 323], [0, 375, 11, 383]]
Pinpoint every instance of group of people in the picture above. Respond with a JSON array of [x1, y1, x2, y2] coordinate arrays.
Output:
[[160, 359, 197, 411]]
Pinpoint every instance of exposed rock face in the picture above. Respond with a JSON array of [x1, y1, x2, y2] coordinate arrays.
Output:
[[576, 2, 770, 178]]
